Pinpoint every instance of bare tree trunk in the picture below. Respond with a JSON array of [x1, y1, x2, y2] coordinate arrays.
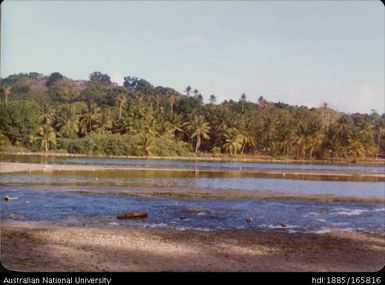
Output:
[[241, 143, 245, 155], [376, 128, 382, 159], [195, 136, 201, 154]]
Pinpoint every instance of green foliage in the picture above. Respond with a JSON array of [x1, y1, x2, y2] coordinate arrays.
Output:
[[30, 125, 57, 152], [1, 71, 384, 160], [0, 101, 40, 145]]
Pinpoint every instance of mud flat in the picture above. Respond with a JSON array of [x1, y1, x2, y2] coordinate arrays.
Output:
[[1, 221, 384, 272]]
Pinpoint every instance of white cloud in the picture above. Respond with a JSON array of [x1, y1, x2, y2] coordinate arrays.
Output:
[[172, 35, 202, 48], [110, 71, 124, 86]]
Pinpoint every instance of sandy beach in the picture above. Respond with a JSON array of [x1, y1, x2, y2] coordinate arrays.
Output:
[[1, 221, 384, 272]]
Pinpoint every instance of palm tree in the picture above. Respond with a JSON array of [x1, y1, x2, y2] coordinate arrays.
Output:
[[238, 120, 256, 154], [185, 86, 192, 96], [240, 93, 247, 112], [1, 85, 11, 105], [239, 131, 256, 154], [347, 138, 365, 158], [80, 103, 100, 135], [209, 94, 216, 104], [193, 89, 199, 97], [96, 109, 113, 135], [185, 115, 210, 154], [222, 128, 242, 156], [55, 104, 80, 138], [116, 94, 127, 119], [258, 96, 266, 109], [169, 113, 185, 139], [39, 102, 55, 125], [376, 127, 384, 159], [308, 131, 324, 159], [167, 92, 177, 116], [30, 125, 56, 152]]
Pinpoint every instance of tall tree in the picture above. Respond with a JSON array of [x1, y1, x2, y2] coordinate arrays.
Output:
[[222, 128, 242, 156], [115, 94, 127, 119], [185, 115, 210, 154], [1, 85, 11, 105], [30, 125, 56, 152], [209, 94, 216, 104], [240, 93, 247, 112], [185, 86, 192, 96]]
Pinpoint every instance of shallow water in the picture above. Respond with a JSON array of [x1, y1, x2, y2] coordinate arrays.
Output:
[[1, 186, 384, 234], [1, 154, 385, 174], [1, 171, 384, 199], [1, 155, 384, 233]]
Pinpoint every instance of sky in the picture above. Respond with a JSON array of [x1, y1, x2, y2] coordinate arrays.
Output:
[[1, 0, 384, 114]]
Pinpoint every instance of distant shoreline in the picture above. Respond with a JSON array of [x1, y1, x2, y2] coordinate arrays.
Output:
[[1, 151, 385, 165]]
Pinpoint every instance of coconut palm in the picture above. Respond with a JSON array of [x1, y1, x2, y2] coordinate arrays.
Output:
[[240, 93, 247, 112], [185, 115, 210, 154], [222, 128, 242, 156], [80, 103, 100, 135], [96, 108, 113, 135], [347, 138, 365, 158], [167, 92, 177, 116], [115, 94, 127, 119], [237, 120, 256, 154], [30, 125, 56, 152], [308, 131, 325, 159], [1, 85, 11, 105], [55, 104, 80, 138], [185, 86, 192, 96], [209, 94, 216, 104], [239, 131, 256, 154], [39, 102, 55, 125]]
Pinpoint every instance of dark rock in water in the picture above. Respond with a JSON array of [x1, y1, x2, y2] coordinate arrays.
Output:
[[245, 216, 253, 224], [117, 211, 148, 219], [3, 196, 17, 202], [179, 216, 188, 220], [280, 222, 288, 228]]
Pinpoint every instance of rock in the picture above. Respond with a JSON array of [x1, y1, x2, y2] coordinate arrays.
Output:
[[280, 222, 288, 228], [245, 216, 253, 224], [3, 196, 17, 201], [179, 216, 188, 220], [117, 211, 148, 219]]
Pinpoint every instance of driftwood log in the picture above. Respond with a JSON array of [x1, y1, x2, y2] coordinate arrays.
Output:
[[117, 211, 148, 219]]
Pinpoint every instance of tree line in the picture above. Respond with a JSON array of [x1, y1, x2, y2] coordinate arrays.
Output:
[[0, 71, 384, 159]]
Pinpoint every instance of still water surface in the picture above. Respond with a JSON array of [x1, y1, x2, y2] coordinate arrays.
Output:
[[1, 155, 384, 233]]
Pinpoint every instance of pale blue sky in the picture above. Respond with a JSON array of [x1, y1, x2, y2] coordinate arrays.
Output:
[[1, 0, 384, 113]]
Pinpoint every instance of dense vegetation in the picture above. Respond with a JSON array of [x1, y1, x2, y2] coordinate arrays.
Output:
[[0, 72, 384, 160]]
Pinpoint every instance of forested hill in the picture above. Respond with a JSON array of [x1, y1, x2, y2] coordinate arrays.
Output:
[[0, 72, 384, 159]]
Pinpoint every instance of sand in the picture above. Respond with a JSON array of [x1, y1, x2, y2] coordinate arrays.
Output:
[[1, 221, 384, 272]]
